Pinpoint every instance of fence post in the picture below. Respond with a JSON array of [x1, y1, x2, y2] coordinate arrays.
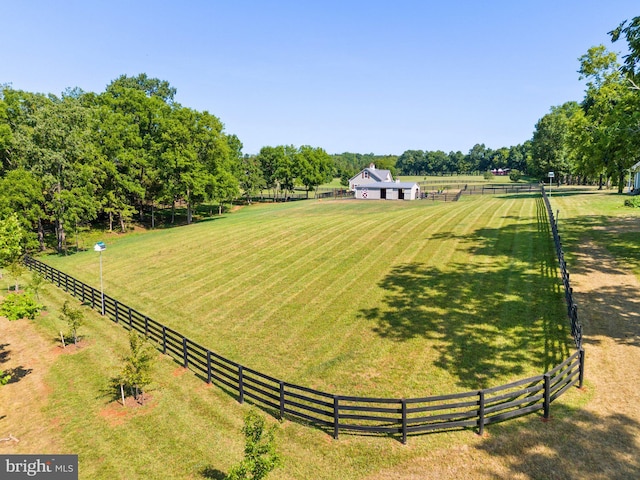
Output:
[[91, 288, 95, 310], [182, 337, 188, 368], [238, 366, 244, 404], [114, 301, 119, 323], [543, 374, 551, 420], [144, 316, 149, 337], [279, 382, 285, 420], [206, 351, 212, 384], [162, 326, 167, 354], [401, 399, 407, 445], [578, 348, 585, 388], [333, 396, 340, 440], [478, 390, 485, 436]]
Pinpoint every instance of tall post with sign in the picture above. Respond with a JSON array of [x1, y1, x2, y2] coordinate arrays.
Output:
[[548, 172, 555, 196], [94, 242, 106, 315]]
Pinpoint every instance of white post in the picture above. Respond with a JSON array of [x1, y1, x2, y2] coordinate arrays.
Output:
[[99, 250, 104, 316], [94, 241, 106, 316]]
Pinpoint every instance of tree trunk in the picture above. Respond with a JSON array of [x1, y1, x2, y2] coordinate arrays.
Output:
[[598, 173, 604, 190], [186, 188, 192, 224], [171, 201, 176, 224], [38, 218, 45, 251], [151, 203, 155, 229], [618, 170, 626, 194], [109, 211, 113, 232], [120, 214, 126, 233], [57, 218, 66, 254]]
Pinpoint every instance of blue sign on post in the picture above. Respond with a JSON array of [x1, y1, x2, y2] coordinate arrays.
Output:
[[93, 241, 106, 252]]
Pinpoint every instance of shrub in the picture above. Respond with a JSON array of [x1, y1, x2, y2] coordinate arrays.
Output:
[[483, 170, 493, 180], [509, 169, 522, 182], [0, 369, 10, 386], [60, 300, 85, 345], [624, 197, 640, 208], [226, 409, 281, 480], [0, 292, 43, 320], [111, 331, 155, 404]]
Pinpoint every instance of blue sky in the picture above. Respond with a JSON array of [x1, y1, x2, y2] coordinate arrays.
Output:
[[2, 1, 638, 155]]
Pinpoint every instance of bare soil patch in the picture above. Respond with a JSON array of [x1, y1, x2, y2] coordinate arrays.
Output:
[[0, 319, 65, 453], [50, 338, 92, 356], [98, 394, 156, 427]]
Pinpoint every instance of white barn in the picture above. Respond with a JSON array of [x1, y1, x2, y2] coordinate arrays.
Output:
[[632, 160, 640, 192], [354, 182, 420, 200], [349, 164, 420, 200]]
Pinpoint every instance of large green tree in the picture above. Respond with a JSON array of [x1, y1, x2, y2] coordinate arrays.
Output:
[[530, 102, 581, 182], [296, 145, 333, 197], [576, 45, 640, 192]]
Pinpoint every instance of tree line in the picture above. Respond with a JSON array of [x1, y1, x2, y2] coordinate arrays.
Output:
[[394, 143, 531, 177], [529, 17, 640, 192], [0, 74, 334, 253]]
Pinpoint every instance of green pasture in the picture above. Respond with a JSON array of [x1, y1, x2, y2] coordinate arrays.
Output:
[[7, 189, 636, 478], [42, 194, 572, 398], [546, 187, 640, 277]]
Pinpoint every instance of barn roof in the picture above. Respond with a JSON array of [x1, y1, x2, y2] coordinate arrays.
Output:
[[355, 182, 418, 189], [348, 166, 393, 184]]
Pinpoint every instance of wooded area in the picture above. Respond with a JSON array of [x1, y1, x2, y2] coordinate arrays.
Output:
[[3, 16, 640, 254]]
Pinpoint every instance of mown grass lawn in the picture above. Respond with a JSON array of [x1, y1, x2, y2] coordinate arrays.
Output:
[[42, 194, 571, 398], [6, 189, 630, 479]]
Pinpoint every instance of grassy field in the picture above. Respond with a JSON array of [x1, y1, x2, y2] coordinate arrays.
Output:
[[546, 187, 640, 277], [5, 187, 640, 478], [40, 194, 570, 398]]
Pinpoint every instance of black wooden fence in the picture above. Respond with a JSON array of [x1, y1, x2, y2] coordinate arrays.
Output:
[[541, 186, 583, 349], [461, 183, 539, 195], [23, 193, 584, 443]]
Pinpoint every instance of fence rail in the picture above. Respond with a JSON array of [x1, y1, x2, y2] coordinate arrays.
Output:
[[23, 190, 584, 443], [460, 183, 538, 195], [541, 186, 583, 349]]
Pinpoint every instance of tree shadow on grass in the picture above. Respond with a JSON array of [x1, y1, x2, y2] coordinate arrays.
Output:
[[361, 198, 572, 390], [476, 404, 640, 479], [199, 466, 226, 479], [0, 343, 9, 364], [5, 366, 33, 384]]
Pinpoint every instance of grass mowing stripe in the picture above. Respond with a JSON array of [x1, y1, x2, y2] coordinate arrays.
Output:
[[203, 206, 389, 320], [242, 205, 434, 323], [42, 196, 572, 398]]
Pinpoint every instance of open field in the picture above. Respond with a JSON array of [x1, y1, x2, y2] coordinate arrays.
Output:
[[41, 194, 571, 398], [3, 188, 639, 478]]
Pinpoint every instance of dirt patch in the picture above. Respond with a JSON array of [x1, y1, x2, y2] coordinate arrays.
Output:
[[50, 338, 93, 356], [98, 394, 156, 427], [0, 319, 64, 453], [570, 241, 640, 417], [592, 215, 640, 234], [172, 367, 187, 377]]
